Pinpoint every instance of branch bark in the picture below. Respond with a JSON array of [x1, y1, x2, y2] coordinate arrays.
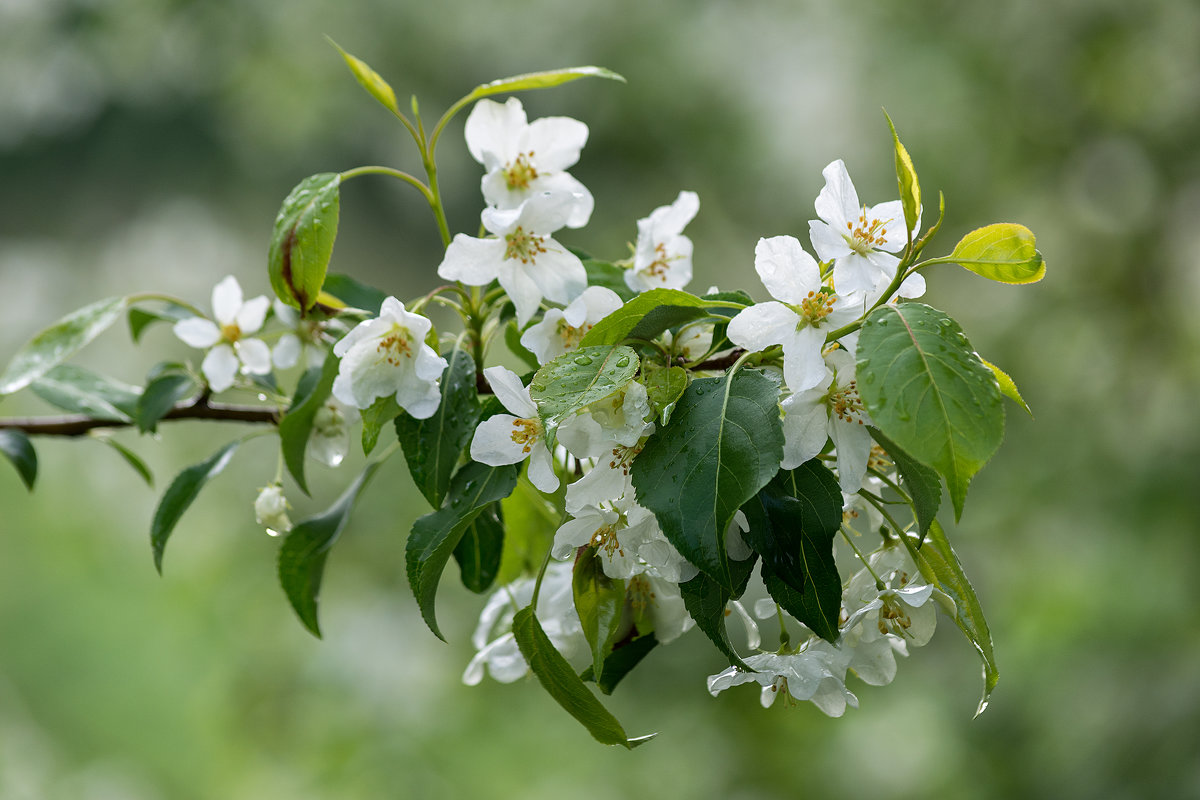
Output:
[[0, 397, 279, 437]]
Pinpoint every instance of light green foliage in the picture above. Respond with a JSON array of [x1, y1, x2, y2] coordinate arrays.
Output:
[[31, 365, 140, 423], [268, 173, 342, 311], [949, 223, 1045, 284], [468, 67, 626, 102], [579, 288, 714, 347], [981, 356, 1033, 416], [328, 39, 399, 114], [529, 345, 639, 449], [885, 111, 921, 244], [0, 297, 127, 395]]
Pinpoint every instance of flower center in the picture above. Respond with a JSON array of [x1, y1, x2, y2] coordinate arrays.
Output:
[[795, 288, 836, 328], [606, 444, 642, 476], [844, 207, 891, 256], [628, 574, 655, 615], [220, 322, 242, 342], [504, 226, 548, 264], [589, 523, 626, 559], [375, 327, 413, 367], [556, 319, 591, 350], [644, 243, 678, 281], [504, 152, 539, 190], [509, 417, 543, 454], [877, 593, 914, 637], [829, 378, 865, 424]]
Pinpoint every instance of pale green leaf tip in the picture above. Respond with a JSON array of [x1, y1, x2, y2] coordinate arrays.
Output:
[[626, 733, 658, 749]]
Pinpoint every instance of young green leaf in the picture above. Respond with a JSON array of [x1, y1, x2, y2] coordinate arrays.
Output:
[[0, 430, 37, 491], [529, 345, 639, 449], [579, 289, 713, 347], [884, 110, 921, 244], [856, 303, 1004, 519], [573, 547, 627, 681], [406, 461, 519, 640], [278, 460, 382, 637], [948, 223, 1046, 284], [31, 365, 140, 422], [497, 478, 560, 585], [909, 522, 998, 717], [278, 353, 338, 495], [468, 67, 626, 102], [503, 321, 541, 372], [868, 427, 942, 538], [360, 395, 401, 455], [320, 273, 387, 315], [327, 38, 400, 114], [136, 371, 200, 433], [631, 370, 784, 590], [452, 502, 504, 594], [0, 296, 127, 395], [396, 344, 480, 508], [268, 173, 341, 311], [582, 259, 636, 302], [511, 605, 653, 749], [150, 440, 239, 572], [644, 366, 688, 425], [979, 356, 1032, 417], [127, 301, 192, 343], [93, 436, 154, 487]]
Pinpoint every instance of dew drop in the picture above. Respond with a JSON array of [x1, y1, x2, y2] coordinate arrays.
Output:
[[574, 355, 593, 366], [615, 356, 630, 368]]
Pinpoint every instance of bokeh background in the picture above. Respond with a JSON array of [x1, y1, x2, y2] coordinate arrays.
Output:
[[2, 0, 1199, 797]]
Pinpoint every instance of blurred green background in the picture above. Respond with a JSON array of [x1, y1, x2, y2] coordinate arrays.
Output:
[[2, 0, 1199, 797]]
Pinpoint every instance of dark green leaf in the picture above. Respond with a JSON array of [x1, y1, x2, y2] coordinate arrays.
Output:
[[856, 303, 1004, 519], [579, 289, 712, 348], [529, 345, 639, 449], [580, 634, 657, 695], [910, 522, 998, 716], [0, 297, 127, 395], [268, 173, 341, 311], [127, 302, 192, 343], [452, 502, 504, 593], [631, 370, 783, 590], [679, 572, 750, 669], [136, 372, 200, 434], [94, 436, 154, 487], [0, 430, 37, 490], [469, 67, 626, 102], [869, 426, 941, 538], [150, 441, 239, 572], [583, 259, 636, 302], [949, 223, 1045, 284], [572, 547, 627, 681], [644, 366, 688, 425], [320, 272, 387, 315], [360, 395, 400, 455], [278, 353, 338, 495], [31, 365, 140, 422], [396, 344, 480, 507], [511, 605, 652, 748], [406, 462, 519, 639], [278, 461, 381, 637]]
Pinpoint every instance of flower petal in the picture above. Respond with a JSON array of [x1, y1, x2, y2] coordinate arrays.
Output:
[[235, 338, 272, 375], [236, 295, 270, 334], [201, 344, 239, 392], [482, 366, 536, 418], [470, 414, 533, 467], [726, 301, 799, 353], [211, 276, 243, 326], [173, 317, 221, 349], [436, 235, 505, 287], [754, 235, 821, 305], [464, 97, 526, 167]]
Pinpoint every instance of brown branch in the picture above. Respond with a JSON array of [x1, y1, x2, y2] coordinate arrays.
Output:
[[683, 348, 747, 372], [0, 397, 279, 438]]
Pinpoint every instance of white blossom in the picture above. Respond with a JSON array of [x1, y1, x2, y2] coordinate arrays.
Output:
[[173, 275, 271, 392], [308, 396, 358, 467], [330, 297, 447, 418], [470, 366, 558, 493], [707, 642, 858, 717], [625, 191, 699, 293], [465, 97, 593, 228], [254, 484, 291, 536], [520, 286, 622, 365]]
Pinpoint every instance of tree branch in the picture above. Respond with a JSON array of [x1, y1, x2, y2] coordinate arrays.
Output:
[[0, 397, 279, 437]]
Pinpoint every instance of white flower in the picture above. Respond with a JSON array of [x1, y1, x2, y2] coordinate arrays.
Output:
[[627, 572, 694, 645], [625, 191, 699, 293], [437, 192, 588, 326], [520, 286, 622, 365], [308, 396, 359, 467], [330, 297, 447, 418], [470, 366, 558, 493], [465, 97, 594, 228], [558, 380, 653, 458], [726, 236, 863, 393], [808, 159, 917, 297], [254, 484, 291, 535], [843, 546, 937, 648], [707, 641, 858, 716], [780, 348, 873, 492], [173, 275, 272, 392], [270, 299, 328, 370]]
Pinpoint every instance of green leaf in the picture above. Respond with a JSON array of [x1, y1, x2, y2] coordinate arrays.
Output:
[[93, 436, 154, 487], [579, 289, 713, 347], [31, 365, 140, 422], [278, 461, 382, 637], [320, 272, 387, 315], [529, 345, 639, 449], [884, 111, 921, 243], [0, 297, 127, 395], [150, 441, 239, 573], [980, 356, 1032, 417], [396, 343, 480, 508], [452, 502, 504, 593], [573, 547, 627, 681], [580, 634, 657, 695], [278, 353, 339, 496], [868, 426, 941, 538], [679, 572, 750, 669], [136, 371, 199, 434], [582, 259, 636, 302], [949, 223, 1046, 284], [406, 462, 519, 640], [497, 478, 560, 585], [511, 606, 652, 749], [327, 38, 399, 114], [856, 303, 1004, 520], [909, 521, 998, 717], [644, 365, 688, 425], [268, 173, 341, 311], [468, 67, 626, 102], [631, 370, 784, 589], [360, 395, 400, 455], [127, 301, 192, 343], [0, 430, 37, 490]]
